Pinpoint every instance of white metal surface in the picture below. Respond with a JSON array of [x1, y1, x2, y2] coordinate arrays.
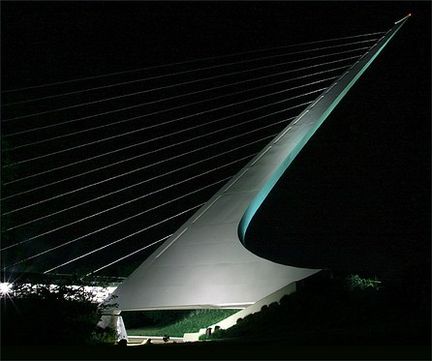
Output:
[[111, 16, 409, 311]]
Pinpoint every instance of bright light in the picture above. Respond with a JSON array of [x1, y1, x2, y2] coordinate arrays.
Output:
[[0, 282, 12, 296], [83, 285, 117, 303], [0, 282, 116, 301]]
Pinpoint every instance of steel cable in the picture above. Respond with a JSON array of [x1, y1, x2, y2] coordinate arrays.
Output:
[[6, 49, 366, 150], [2, 91, 318, 212], [2, 46, 368, 125], [2, 88, 322, 186], [3, 98, 311, 201], [84, 234, 173, 277], [3, 45, 369, 115], [5, 76, 336, 165], [2, 32, 382, 98], [4, 133, 277, 233]]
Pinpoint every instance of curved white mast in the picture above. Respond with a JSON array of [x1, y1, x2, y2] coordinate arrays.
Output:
[[111, 15, 410, 311]]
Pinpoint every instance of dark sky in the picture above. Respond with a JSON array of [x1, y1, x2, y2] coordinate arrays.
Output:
[[246, 2, 431, 282], [2, 1, 428, 88], [1, 2, 430, 280]]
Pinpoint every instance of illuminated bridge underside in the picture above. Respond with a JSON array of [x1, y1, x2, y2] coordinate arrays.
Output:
[[112, 16, 409, 311]]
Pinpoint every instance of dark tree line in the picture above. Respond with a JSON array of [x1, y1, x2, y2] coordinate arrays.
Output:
[[1, 282, 117, 346]]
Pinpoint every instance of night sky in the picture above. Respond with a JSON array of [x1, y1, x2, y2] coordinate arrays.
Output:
[[246, 2, 430, 283], [1, 2, 430, 282]]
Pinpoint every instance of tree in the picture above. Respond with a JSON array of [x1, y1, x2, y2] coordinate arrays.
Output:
[[1, 281, 117, 346]]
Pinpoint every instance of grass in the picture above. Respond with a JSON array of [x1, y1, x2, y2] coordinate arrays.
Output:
[[126, 309, 239, 337]]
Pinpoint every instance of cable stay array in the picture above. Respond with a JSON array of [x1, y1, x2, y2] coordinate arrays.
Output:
[[2, 52, 364, 138], [3, 101, 310, 193], [2, 41, 372, 111], [1, 31, 383, 95], [1, 31, 382, 278], [4, 75, 339, 164]]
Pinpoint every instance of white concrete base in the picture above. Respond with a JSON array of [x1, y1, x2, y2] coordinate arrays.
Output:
[[98, 313, 128, 342]]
